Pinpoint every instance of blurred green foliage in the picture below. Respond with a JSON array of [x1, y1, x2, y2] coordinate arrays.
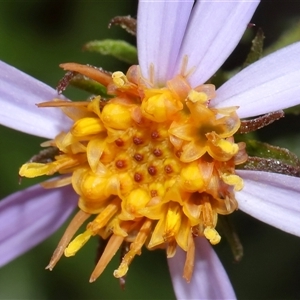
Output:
[[1, 1, 300, 299]]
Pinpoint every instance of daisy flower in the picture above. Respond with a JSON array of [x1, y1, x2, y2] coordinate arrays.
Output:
[[1, 1, 300, 299]]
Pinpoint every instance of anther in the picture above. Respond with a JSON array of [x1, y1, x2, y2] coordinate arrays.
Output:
[[153, 149, 162, 157], [148, 166, 157, 176], [151, 131, 159, 139], [116, 160, 126, 168], [115, 138, 124, 147], [134, 173, 143, 182], [133, 153, 143, 162], [133, 136, 143, 145], [164, 165, 173, 174]]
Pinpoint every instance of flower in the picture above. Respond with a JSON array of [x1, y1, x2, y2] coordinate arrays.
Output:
[[1, 1, 300, 299]]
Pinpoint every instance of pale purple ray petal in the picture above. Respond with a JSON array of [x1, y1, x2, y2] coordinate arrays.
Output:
[[137, 0, 193, 86], [213, 42, 300, 118], [0, 60, 72, 139], [174, 0, 259, 88], [236, 170, 300, 236], [168, 238, 236, 300], [0, 183, 77, 267]]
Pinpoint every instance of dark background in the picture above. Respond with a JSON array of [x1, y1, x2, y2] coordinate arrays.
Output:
[[1, 1, 300, 299]]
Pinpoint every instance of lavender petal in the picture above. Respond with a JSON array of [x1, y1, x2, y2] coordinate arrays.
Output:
[[168, 238, 236, 299], [213, 42, 300, 118], [0, 60, 72, 139], [137, 0, 193, 86], [237, 170, 300, 236], [175, 0, 259, 87], [0, 183, 77, 267]]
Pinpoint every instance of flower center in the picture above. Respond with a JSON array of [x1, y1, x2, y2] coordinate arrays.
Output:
[[19, 64, 247, 282]]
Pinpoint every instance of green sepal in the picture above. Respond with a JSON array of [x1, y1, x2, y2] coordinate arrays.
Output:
[[284, 104, 300, 115], [83, 39, 138, 64], [69, 74, 112, 99], [244, 140, 299, 163], [242, 28, 265, 69], [238, 140, 300, 176], [217, 215, 243, 262]]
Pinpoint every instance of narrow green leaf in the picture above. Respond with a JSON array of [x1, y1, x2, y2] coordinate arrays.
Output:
[[242, 27, 265, 69], [245, 140, 300, 164], [69, 75, 112, 99], [284, 104, 300, 115], [84, 39, 138, 64], [238, 140, 300, 176]]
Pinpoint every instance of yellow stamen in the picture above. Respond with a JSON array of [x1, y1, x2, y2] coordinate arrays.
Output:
[[204, 227, 221, 245], [187, 90, 208, 104], [64, 229, 93, 257], [221, 174, 244, 191], [112, 71, 128, 87]]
